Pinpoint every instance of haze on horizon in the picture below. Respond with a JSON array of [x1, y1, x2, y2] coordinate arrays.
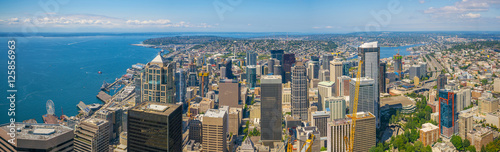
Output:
[[1, 0, 500, 33]]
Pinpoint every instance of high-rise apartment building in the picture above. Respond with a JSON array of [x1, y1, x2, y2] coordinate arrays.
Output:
[[437, 74, 447, 91], [140, 54, 176, 103], [246, 50, 257, 66], [202, 109, 228, 152], [175, 68, 187, 105], [439, 89, 457, 138], [128, 102, 182, 151], [307, 61, 320, 80], [337, 76, 351, 96], [459, 113, 473, 139], [292, 62, 309, 120], [330, 60, 343, 94], [219, 79, 241, 108], [322, 54, 334, 70], [456, 88, 471, 111], [420, 123, 440, 147], [260, 75, 283, 147]]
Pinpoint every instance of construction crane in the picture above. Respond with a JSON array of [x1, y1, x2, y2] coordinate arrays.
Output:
[[186, 97, 196, 119], [343, 60, 363, 152], [300, 133, 315, 152]]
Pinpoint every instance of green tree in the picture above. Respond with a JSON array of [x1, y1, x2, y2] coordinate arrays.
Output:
[[467, 145, 476, 152], [463, 139, 471, 149], [451, 135, 463, 151], [481, 79, 489, 85], [320, 147, 327, 151]]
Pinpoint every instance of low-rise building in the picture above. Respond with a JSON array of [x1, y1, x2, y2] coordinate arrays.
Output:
[[0, 123, 74, 152]]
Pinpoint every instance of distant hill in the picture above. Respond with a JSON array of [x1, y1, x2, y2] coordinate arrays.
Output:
[[142, 36, 238, 45]]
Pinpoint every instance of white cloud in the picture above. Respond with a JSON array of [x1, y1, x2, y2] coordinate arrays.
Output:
[[461, 13, 481, 18], [423, 0, 500, 18], [312, 26, 339, 29], [419, 0, 426, 4], [1, 14, 213, 28]]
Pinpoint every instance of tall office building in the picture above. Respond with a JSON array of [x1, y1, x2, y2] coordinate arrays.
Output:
[[322, 54, 334, 70], [140, 54, 176, 103], [219, 79, 241, 108], [267, 59, 275, 75], [342, 61, 354, 76], [337, 76, 351, 97], [270, 50, 284, 63], [330, 60, 343, 95], [260, 75, 283, 147], [439, 89, 457, 138], [175, 68, 187, 105], [319, 69, 330, 81], [349, 77, 379, 127], [274, 65, 282, 76], [347, 112, 376, 152], [325, 96, 347, 119], [312, 111, 330, 137], [188, 72, 198, 87], [393, 53, 403, 79], [307, 61, 320, 80], [327, 118, 352, 152], [247, 65, 257, 88], [291, 62, 309, 120], [225, 60, 234, 79], [220, 66, 227, 79], [409, 65, 422, 80], [0, 123, 74, 152], [189, 115, 203, 143], [282, 53, 296, 83], [379, 62, 387, 93], [246, 50, 257, 66], [202, 109, 228, 152], [358, 42, 380, 128], [128, 102, 182, 151], [318, 81, 335, 111], [198, 72, 209, 97], [437, 74, 447, 92], [74, 118, 110, 152]]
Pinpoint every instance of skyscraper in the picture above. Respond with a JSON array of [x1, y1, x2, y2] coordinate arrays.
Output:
[[225, 60, 234, 79], [349, 77, 378, 127], [379, 62, 387, 93], [318, 81, 335, 111], [140, 54, 176, 103], [330, 60, 343, 94], [282, 53, 296, 83], [202, 109, 228, 152], [219, 79, 241, 108], [128, 102, 182, 151], [327, 118, 351, 152], [439, 89, 457, 138], [437, 74, 447, 92], [393, 53, 403, 79], [342, 61, 353, 76], [198, 72, 209, 97], [74, 118, 110, 152], [325, 96, 346, 119], [358, 42, 380, 128], [247, 65, 257, 88], [292, 62, 309, 120], [175, 68, 187, 105], [246, 50, 257, 66], [307, 61, 320, 80], [346, 112, 376, 152], [260, 75, 282, 147], [270, 50, 284, 63], [267, 58, 275, 75], [337, 76, 351, 97], [322, 54, 334, 70], [312, 111, 330, 138], [456, 88, 471, 111], [319, 69, 330, 81]]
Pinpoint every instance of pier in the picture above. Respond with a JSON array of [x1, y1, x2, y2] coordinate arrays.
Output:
[[96, 91, 112, 103]]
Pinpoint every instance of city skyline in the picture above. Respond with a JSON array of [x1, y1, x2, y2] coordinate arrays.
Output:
[[1, 0, 500, 33]]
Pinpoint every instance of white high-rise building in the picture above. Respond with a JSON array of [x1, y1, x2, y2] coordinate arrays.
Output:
[[325, 96, 346, 119], [349, 77, 378, 127], [318, 81, 335, 111], [358, 42, 380, 128]]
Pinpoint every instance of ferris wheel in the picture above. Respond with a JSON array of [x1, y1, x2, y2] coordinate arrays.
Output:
[[46, 100, 55, 115]]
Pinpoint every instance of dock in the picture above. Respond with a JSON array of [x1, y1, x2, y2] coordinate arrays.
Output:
[[96, 91, 112, 103]]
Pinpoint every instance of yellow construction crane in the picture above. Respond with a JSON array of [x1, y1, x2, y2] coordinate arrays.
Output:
[[344, 60, 363, 152], [300, 134, 315, 152], [186, 96, 196, 119]]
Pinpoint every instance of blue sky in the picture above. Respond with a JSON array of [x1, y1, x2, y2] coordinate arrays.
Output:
[[0, 0, 499, 33]]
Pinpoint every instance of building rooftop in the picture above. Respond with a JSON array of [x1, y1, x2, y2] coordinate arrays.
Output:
[[420, 123, 439, 132], [359, 41, 378, 48], [0, 123, 73, 140], [346, 112, 375, 119], [151, 54, 164, 64], [132, 101, 181, 116], [312, 111, 330, 117], [261, 75, 282, 84], [84, 118, 109, 127], [318, 81, 335, 86], [205, 109, 226, 118]]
